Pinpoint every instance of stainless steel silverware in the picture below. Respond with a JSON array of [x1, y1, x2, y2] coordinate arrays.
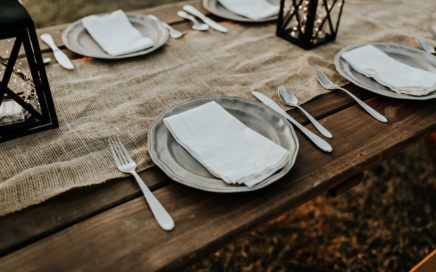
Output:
[[177, 11, 209, 31], [278, 85, 333, 138], [40, 33, 74, 70], [315, 70, 388, 123], [109, 138, 175, 231], [252, 91, 333, 153], [182, 5, 228, 33]]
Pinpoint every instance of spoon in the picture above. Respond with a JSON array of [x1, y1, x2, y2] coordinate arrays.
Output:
[[177, 11, 209, 31], [278, 85, 333, 138], [148, 15, 185, 39]]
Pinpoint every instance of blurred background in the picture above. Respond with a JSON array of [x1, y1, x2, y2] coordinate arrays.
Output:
[[22, 0, 181, 27], [21, 1, 436, 271]]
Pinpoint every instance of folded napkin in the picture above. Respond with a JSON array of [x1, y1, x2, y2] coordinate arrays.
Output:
[[82, 10, 154, 56], [163, 101, 290, 187], [341, 45, 436, 96], [218, 0, 279, 20]]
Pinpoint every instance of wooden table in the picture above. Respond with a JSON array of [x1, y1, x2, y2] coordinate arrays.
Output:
[[0, 2, 435, 271]]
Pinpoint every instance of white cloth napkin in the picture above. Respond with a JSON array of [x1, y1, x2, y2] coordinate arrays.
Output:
[[341, 45, 436, 96], [218, 0, 279, 20], [163, 101, 290, 187], [82, 10, 154, 56]]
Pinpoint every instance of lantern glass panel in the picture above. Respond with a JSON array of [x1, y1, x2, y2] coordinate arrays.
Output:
[[277, 0, 345, 49]]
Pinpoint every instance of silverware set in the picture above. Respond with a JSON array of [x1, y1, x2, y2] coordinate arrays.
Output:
[[177, 11, 209, 31], [253, 91, 333, 153], [177, 5, 228, 33], [252, 68, 391, 152]]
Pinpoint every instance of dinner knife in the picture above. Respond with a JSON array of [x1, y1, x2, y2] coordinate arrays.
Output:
[[182, 5, 228, 33], [252, 91, 333, 153], [40, 33, 74, 70]]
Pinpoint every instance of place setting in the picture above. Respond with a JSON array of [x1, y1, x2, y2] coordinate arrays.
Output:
[[334, 42, 436, 101], [61, 10, 170, 60], [148, 96, 299, 194]]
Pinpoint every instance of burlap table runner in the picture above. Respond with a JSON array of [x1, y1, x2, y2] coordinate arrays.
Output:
[[0, 0, 434, 215]]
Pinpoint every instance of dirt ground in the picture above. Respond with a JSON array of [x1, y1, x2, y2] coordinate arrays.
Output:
[[21, 1, 436, 271]]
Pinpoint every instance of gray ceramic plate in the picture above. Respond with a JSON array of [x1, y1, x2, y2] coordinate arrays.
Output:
[[148, 96, 299, 193], [202, 0, 279, 23], [62, 13, 169, 59], [335, 42, 436, 100]]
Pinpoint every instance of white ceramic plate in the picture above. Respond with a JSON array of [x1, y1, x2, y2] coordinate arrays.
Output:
[[335, 42, 436, 100], [62, 13, 169, 59], [148, 96, 299, 193]]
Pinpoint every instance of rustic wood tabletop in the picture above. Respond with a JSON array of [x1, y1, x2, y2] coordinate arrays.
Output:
[[0, 1, 435, 271]]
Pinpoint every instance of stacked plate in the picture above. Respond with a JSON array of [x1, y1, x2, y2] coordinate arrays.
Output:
[[62, 13, 168, 59], [148, 97, 299, 193], [335, 42, 436, 100], [202, 0, 280, 23]]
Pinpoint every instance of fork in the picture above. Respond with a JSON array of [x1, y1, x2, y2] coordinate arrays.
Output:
[[109, 138, 175, 231], [315, 70, 388, 123]]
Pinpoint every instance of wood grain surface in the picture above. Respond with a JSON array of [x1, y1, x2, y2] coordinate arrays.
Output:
[[0, 1, 435, 271]]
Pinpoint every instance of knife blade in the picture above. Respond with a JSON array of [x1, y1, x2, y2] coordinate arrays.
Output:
[[40, 33, 74, 70], [182, 5, 228, 33], [252, 91, 333, 153]]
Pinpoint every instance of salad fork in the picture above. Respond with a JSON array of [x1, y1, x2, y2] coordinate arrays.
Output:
[[109, 138, 175, 231], [315, 70, 388, 123]]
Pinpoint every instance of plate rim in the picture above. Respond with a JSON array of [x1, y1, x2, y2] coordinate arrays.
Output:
[[334, 42, 436, 100], [61, 13, 169, 60], [147, 96, 300, 193], [201, 0, 278, 23]]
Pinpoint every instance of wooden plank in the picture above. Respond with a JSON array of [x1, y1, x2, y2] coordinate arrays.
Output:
[[0, 86, 373, 256], [0, 97, 434, 271], [410, 250, 436, 272], [423, 132, 436, 169], [0, 168, 168, 256]]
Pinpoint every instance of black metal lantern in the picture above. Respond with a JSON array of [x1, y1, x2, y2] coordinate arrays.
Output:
[[276, 0, 345, 49], [0, 0, 58, 142]]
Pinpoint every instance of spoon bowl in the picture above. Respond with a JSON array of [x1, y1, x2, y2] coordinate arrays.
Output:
[[278, 85, 333, 139], [278, 85, 298, 106]]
